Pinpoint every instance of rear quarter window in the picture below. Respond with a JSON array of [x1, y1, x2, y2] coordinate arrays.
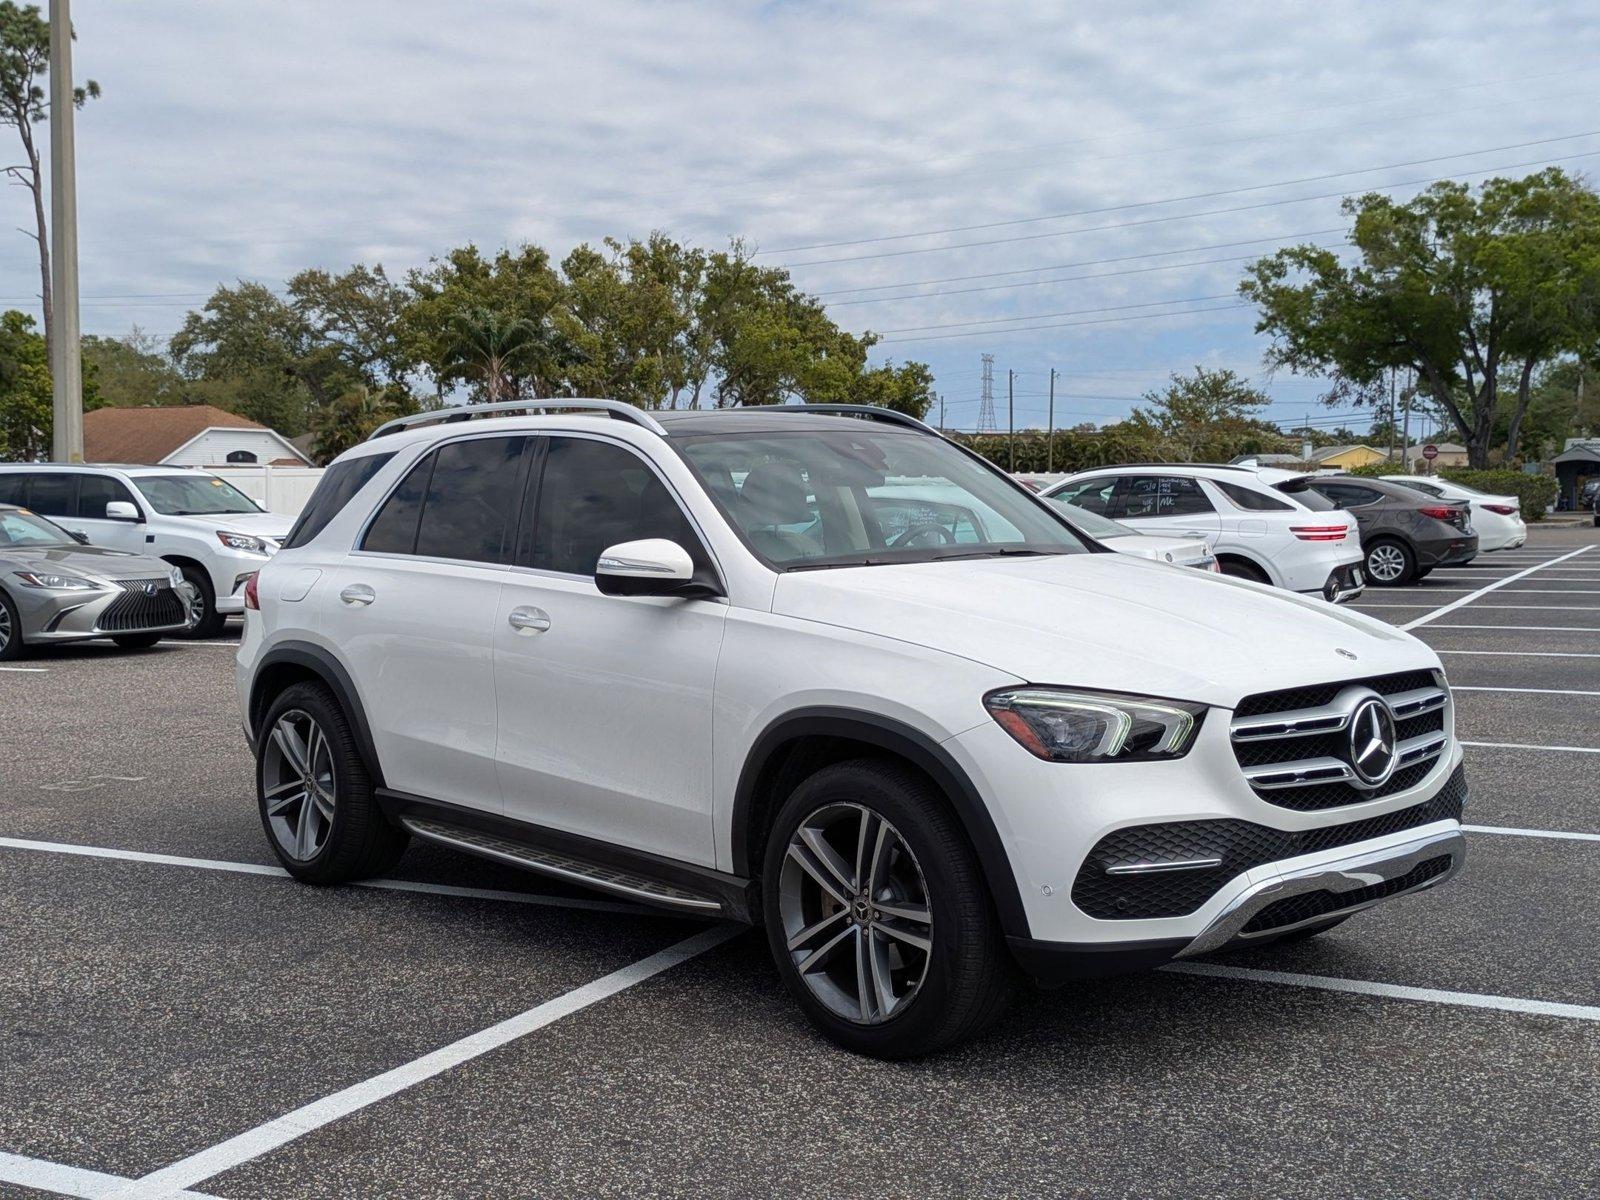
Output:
[[282, 452, 397, 549]]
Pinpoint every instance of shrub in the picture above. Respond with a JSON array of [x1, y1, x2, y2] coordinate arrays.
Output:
[[1438, 468, 1558, 521]]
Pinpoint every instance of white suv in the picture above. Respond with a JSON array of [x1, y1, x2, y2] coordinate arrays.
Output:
[[0, 464, 293, 636], [236, 402, 1465, 1057], [1042, 464, 1366, 602]]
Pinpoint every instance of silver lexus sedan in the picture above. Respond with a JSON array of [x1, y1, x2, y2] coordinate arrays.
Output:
[[0, 504, 196, 660]]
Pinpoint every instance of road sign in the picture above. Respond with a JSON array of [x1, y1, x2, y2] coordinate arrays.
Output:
[[1422, 444, 1439, 461]]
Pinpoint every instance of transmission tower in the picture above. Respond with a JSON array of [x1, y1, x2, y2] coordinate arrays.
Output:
[[977, 354, 998, 433]]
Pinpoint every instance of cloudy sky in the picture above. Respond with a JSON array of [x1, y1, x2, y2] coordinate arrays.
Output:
[[5, 0, 1598, 434]]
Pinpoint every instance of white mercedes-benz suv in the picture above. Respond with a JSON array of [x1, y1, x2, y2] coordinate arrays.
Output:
[[236, 401, 1466, 1058]]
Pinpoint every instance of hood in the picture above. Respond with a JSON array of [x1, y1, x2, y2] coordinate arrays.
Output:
[[181, 510, 294, 538], [2, 544, 176, 583], [772, 551, 1432, 708]]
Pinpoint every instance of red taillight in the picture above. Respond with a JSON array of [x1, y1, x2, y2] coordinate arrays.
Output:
[[1418, 505, 1462, 521], [1483, 503, 1518, 516], [1290, 525, 1349, 542], [243, 571, 260, 611]]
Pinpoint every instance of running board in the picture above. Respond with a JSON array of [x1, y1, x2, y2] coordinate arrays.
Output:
[[400, 815, 727, 915]]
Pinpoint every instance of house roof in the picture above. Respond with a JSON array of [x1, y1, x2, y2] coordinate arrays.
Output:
[[1309, 444, 1383, 462], [82, 405, 306, 465], [1552, 441, 1600, 465]]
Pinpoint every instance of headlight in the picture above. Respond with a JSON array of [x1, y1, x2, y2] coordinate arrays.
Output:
[[14, 570, 103, 592], [216, 530, 268, 554], [984, 687, 1206, 763]]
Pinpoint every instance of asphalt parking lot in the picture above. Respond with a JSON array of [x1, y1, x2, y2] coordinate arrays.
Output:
[[2, 527, 1597, 1199]]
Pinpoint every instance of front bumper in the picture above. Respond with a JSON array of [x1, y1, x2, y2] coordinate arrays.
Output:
[[17, 579, 196, 643]]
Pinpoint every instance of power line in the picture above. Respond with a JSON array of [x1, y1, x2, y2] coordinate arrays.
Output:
[[781, 148, 1600, 267], [765, 130, 1599, 255], [875, 293, 1238, 336], [878, 301, 1250, 345]]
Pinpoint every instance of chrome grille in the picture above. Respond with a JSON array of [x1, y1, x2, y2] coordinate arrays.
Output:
[[1230, 670, 1451, 811], [96, 578, 187, 633]]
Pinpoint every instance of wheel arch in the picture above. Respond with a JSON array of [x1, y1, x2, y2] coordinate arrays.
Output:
[[731, 707, 1029, 938], [1214, 549, 1275, 584], [249, 642, 385, 788]]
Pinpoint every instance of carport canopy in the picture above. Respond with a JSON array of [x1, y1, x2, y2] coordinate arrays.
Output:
[[1552, 441, 1600, 508]]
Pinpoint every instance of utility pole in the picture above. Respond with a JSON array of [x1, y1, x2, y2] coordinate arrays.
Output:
[[1047, 367, 1057, 473], [1007, 369, 1015, 471], [48, 0, 84, 463], [937, 392, 945, 432], [1400, 369, 1412, 470], [1387, 368, 1397, 462]]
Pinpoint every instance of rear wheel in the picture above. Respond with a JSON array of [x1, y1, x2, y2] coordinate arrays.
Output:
[[1364, 538, 1416, 586], [178, 565, 227, 638], [761, 758, 1017, 1059], [1218, 557, 1270, 585], [256, 681, 407, 883], [112, 633, 162, 650], [0, 589, 23, 661]]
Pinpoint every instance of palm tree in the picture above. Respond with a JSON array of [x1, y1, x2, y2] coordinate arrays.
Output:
[[444, 307, 583, 403]]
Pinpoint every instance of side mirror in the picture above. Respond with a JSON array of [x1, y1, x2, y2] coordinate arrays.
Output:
[[105, 501, 142, 522], [595, 538, 719, 599], [69, 529, 90, 545]]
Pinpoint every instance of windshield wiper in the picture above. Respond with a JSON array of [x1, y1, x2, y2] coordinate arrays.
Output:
[[927, 547, 1057, 562]]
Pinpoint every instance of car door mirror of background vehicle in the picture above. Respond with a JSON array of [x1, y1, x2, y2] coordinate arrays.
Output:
[[105, 501, 143, 522], [68, 529, 90, 544], [595, 538, 720, 599]]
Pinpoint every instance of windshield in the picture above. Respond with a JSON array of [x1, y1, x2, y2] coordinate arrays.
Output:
[[1042, 497, 1132, 539], [0, 508, 74, 548], [133, 474, 262, 517], [676, 428, 1089, 569]]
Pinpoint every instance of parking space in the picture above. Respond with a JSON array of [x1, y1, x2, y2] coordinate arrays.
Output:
[[2, 528, 1597, 1199]]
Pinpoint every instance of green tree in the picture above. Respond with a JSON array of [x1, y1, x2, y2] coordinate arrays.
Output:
[[1122, 366, 1283, 460], [1242, 169, 1600, 468], [0, 1, 98, 363], [0, 308, 49, 458], [81, 327, 184, 407], [440, 306, 579, 404], [310, 385, 420, 464]]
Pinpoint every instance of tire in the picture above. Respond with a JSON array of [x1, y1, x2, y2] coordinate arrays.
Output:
[[1218, 557, 1270, 585], [177, 565, 227, 639], [112, 633, 162, 650], [0, 588, 23, 662], [760, 758, 1017, 1059], [1364, 538, 1416, 586], [1414, 567, 1433, 580], [256, 680, 408, 884]]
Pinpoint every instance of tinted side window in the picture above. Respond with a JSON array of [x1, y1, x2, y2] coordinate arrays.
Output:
[[414, 437, 527, 563], [529, 436, 705, 576], [1318, 482, 1382, 508], [77, 474, 137, 519], [1120, 476, 1213, 519], [1216, 479, 1291, 512], [1280, 484, 1337, 511], [0, 473, 31, 506], [282, 451, 396, 549], [27, 473, 78, 518], [361, 454, 435, 555], [1048, 477, 1120, 516]]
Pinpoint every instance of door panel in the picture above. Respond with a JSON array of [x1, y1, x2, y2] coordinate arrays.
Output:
[[72, 475, 147, 552]]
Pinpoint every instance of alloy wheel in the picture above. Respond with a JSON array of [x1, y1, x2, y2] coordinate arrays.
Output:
[[1368, 544, 1407, 583], [182, 583, 206, 627], [261, 709, 337, 861], [0, 602, 11, 653], [778, 803, 933, 1025]]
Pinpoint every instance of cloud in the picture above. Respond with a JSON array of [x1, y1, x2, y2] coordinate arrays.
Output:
[[2, 0, 1594, 430]]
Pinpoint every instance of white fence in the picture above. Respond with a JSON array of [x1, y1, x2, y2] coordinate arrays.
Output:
[[206, 465, 324, 517]]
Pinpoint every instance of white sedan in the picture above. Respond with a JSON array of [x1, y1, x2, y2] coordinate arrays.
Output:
[[1382, 475, 1527, 552], [1043, 495, 1219, 571]]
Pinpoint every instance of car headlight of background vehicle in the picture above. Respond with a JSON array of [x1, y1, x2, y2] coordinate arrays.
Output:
[[984, 687, 1206, 762], [13, 570, 104, 592], [216, 530, 268, 554]]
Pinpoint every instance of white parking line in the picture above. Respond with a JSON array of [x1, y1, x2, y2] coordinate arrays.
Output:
[[1400, 546, 1594, 632], [0, 1152, 220, 1200], [0, 836, 665, 917], [1423, 623, 1600, 631], [1352, 604, 1600, 610], [1464, 824, 1600, 843], [1461, 740, 1600, 754], [1451, 685, 1600, 696], [1438, 649, 1600, 659], [0, 665, 47, 672], [108, 925, 742, 1200], [1164, 962, 1600, 1022]]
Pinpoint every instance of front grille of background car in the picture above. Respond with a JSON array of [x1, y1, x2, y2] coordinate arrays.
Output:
[[1069, 764, 1466, 920], [1230, 669, 1450, 810], [96, 579, 187, 633], [1238, 854, 1454, 934]]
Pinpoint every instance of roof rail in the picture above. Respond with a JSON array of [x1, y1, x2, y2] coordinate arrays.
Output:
[[727, 403, 939, 435], [1082, 461, 1254, 472], [368, 398, 668, 441]]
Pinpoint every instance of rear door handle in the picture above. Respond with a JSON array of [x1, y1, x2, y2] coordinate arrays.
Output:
[[508, 606, 551, 633], [339, 584, 376, 607]]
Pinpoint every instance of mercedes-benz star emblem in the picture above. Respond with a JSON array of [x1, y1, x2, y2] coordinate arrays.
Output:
[[1348, 696, 1398, 786]]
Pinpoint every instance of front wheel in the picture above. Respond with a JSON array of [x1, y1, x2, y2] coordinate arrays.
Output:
[[0, 589, 23, 662], [257, 681, 408, 883], [1365, 538, 1416, 586], [761, 759, 1017, 1059], [178, 565, 228, 638]]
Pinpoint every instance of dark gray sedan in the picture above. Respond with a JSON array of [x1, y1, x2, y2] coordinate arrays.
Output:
[[0, 504, 196, 660], [1303, 476, 1479, 585]]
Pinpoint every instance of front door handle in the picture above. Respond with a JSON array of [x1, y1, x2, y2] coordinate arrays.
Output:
[[340, 584, 376, 607], [508, 606, 551, 634]]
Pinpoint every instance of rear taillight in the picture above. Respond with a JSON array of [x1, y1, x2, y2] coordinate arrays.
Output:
[[1418, 505, 1464, 522], [243, 571, 260, 611], [1290, 525, 1349, 542], [1483, 503, 1519, 516]]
